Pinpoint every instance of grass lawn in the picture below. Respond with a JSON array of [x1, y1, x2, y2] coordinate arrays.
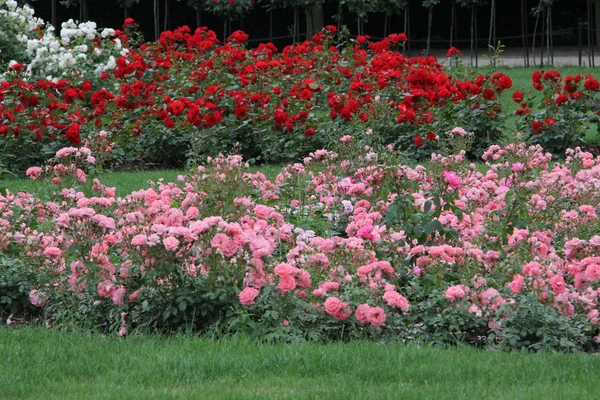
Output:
[[2, 165, 283, 197], [2, 327, 600, 399]]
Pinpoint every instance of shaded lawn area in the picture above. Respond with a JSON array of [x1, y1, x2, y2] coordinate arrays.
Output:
[[2, 327, 600, 399]]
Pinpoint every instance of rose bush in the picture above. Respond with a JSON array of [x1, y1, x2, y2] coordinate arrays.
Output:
[[2, 139, 600, 350], [513, 70, 600, 154], [1, 4, 517, 173]]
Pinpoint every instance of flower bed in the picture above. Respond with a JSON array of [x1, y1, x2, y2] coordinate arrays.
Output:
[[0, 1, 519, 172], [2, 139, 600, 351]]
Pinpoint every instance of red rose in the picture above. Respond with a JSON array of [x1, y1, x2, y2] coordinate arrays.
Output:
[[555, 94, 568, 105], [415, 135, 423, 147], [167, 101, 185, 116], [584, 75, 600, 91], [65, 123, 81, 145], [512, 91, 524, 103], [446, 47, 461, 57]]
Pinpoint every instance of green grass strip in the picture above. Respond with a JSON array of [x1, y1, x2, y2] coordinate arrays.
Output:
[[2, 327, 600, 399]]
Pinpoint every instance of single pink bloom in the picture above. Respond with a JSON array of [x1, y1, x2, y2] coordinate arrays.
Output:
[[239, 287, 260, 305], [111, 287, 126, 306], [279, 275, 296, 292], [368, 306, 387, 327], [43, 247, 62, 257], [509, 274, 524, 294], [324, 297, 341, 315], [163, 236, 179, 251], [442, 170, 462, 189], [29, 289, 47, 307], [97, 280, 116, 298], [549, 275, 566, 295], [444, 285, 469, 301], [355, 304, 371, 323]]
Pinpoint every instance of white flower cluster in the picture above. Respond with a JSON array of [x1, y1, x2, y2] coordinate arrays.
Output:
[[1, 1, 128, 83], [0, 0, 45, 63]]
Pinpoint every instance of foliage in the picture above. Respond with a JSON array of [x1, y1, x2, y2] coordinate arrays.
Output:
[[340, 0, 378, 20], [3, 141, 600, 352], [513, 71, 600, 154], [202, 0, 253, 20], [0, 256, 41, 321], [376, 0, 408, 16]]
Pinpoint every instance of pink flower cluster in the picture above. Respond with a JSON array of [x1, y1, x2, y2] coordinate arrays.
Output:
[[3, 142, 600, 343]]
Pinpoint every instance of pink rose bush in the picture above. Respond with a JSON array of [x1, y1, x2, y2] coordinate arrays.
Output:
[[2, 141, 600, 350]]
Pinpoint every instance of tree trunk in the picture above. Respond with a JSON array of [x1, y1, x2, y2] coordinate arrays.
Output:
[[52, 0, 57, 31], [384, 14, 388, 37], [306, 8, 313, 38], [306, 1, 324, 38], [337, 1, 342, 31], [596, 0, 600, 51], [124, 6, 129, 20], [475, 8, 479, 67], [294, 6, 298, 44], [488, 0, 496, 55], [546, 6, 552, 65], [426, 7, 433, 56], [540, 6, 545, 67], [588, 0, 594, 66], [531, 0, 542, 66], [164, 0, 169, 32], [196, 8, 201, 29], [450, 3, 455, 48], [313, 1, 324, 35], [269, 8, 273, 42], [521, 0, 529, 66], [470, 7, 475, 67], [405, 4, 411, 56], [154, 0, 160, 41], [81, 0, 88, 22]]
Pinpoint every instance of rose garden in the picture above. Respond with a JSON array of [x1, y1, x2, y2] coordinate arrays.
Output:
[[3, 0, 600, 398]]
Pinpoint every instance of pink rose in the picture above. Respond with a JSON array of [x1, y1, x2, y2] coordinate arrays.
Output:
[[132, 234, 147, 246], [25, 166, 42, 180], [43, 246, 62, 257], [239, 287, 260, 305], [97, 280, 116, 298], [442, 170, 462, 189], [355, 304, 371, 323], [163, 236, 179, 251], [324, 297, 341, 315], [383, 290, 410, 310], [279, 275, 296, 292], [549, 275, 566, 295], [129, 290, 140, 301], [29, 289, 47, 307], [444, 284, 469, 301], [367, 306, 386, 327], [111, 286, 126, 306], [511, 163, 524, 172], [356, 225, 375, 240], [509, 274, 524, 294]]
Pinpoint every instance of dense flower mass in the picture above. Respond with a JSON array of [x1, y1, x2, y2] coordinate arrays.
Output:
[[0, 1, 522, 172], [2, 140, 600, 351]]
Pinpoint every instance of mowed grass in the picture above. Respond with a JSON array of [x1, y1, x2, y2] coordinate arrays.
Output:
[[2, 327, 600, 400], [3, 165, 283, 196]]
